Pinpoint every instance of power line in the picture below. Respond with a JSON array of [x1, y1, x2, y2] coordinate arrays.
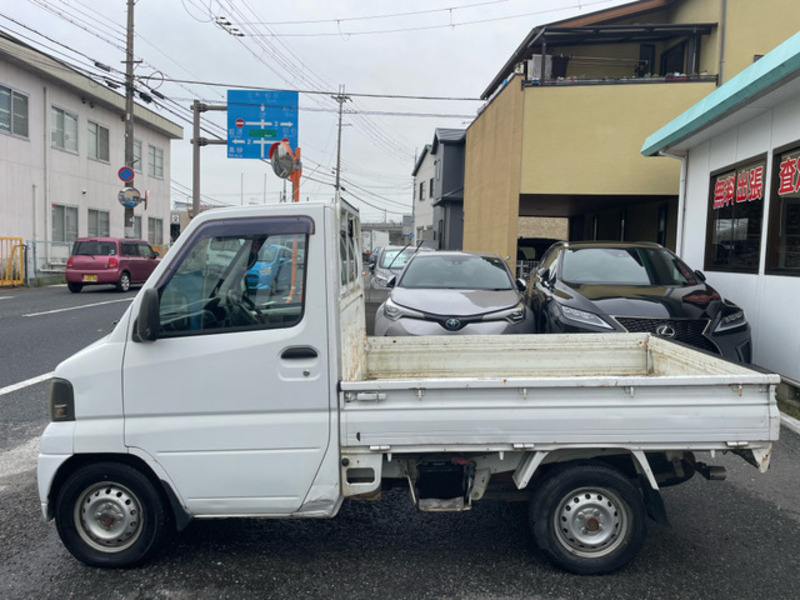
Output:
[[242, 0, 511, 26]]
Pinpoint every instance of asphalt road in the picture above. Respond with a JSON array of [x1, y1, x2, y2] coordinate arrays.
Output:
[[1, 284, 799, 600]]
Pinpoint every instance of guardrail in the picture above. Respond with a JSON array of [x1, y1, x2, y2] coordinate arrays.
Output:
[[0, 237, 25, 287]]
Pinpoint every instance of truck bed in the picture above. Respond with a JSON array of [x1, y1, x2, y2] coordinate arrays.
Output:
[[340, 333, 780, 452]]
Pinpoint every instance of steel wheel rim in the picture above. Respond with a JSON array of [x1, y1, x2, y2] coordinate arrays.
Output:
[[553, 486, 629, 558], [74, 482, 143, 553]]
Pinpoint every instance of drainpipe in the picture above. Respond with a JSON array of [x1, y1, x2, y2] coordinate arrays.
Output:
[[658, 150, 688, 256], [43, 85, 50, 267], [718, 0, 728, 85]]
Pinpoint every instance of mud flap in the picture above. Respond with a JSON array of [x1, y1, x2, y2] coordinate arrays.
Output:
[[639, 475, 669, 526]]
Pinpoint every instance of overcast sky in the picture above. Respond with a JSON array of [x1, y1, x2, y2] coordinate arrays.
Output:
[[5, 0, 629, 222]]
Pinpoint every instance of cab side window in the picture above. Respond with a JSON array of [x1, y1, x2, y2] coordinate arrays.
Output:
[[157, 219, 311, 337]]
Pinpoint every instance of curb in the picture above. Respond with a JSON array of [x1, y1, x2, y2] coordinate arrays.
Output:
[[780, 412, 800, 435]]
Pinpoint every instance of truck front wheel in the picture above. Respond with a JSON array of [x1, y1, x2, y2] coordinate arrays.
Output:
[[55, 462, 167, 567], [529, 463, 646, 575]]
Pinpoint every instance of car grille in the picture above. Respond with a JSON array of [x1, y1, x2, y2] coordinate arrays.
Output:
[[614, 317, 720, 355]]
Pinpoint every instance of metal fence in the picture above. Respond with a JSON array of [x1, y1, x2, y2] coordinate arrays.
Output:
[[0, 237, 25, 287]]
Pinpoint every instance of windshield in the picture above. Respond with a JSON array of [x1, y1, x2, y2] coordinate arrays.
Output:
[[560, 247, 698, 286], [257, 245, 279, 262], [399, 254, 514, 290], [72, 241, 117, 256], [379, 248, 416, 269]]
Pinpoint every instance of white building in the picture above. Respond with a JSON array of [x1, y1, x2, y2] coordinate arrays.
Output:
[[643, 30, 800, 383], [411, 144, 435, 244], [0, 31, 182, 277]]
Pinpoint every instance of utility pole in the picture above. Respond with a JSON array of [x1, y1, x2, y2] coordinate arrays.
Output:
[[332, 84, 350, 197], [191, 100, 226, 217], [123, 0, 135, 238]]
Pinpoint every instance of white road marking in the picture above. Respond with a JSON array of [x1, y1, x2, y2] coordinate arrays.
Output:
[[0, 372, 54, 397], [0, 436, 40, 480], [23, 298, 132, 317]]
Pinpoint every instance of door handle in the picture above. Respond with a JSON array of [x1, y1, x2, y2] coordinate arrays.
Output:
[[281, 346, 318, 359]]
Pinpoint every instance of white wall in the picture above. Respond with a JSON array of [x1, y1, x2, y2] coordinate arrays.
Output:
[[0, 57, 174, 257], [680, 95, 800, 381], [413, 150, 435, 241]]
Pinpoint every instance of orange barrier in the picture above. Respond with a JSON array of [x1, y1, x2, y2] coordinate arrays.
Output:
[[0, 237, 24, 287]]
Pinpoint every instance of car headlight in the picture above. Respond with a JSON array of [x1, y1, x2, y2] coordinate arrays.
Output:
[[374, 273, 390, 285], [383, 298, 425, 321], [49, 378, 75, 422], [714, 309, 747, 332], [557, 304, 614, 330], [482, 302, 526, 323], [259, 266, 272, 276]]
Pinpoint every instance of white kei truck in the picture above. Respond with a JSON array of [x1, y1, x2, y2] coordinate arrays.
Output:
[[38, 200, 781, 575]]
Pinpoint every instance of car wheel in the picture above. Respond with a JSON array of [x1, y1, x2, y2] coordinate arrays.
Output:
[[116, 272, 131, 292], [55, 462, 168, 567], [529, 462, 646, 575], [67, 282, 83, 293]]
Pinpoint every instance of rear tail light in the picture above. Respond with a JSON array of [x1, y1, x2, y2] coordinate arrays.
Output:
[[108, 257, 118, 269], [66, 256, 74, 268]]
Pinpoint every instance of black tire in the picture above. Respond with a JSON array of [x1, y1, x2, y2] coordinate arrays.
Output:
[[529, 463, 646, 575], [67, 282, 83, 293], [116, 271, 131, 292], [55, 462, 167, 567]]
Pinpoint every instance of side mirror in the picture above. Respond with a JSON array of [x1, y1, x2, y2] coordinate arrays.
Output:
[[694, 269, 707, 282], [134, 288, 161, 342], [516, 278, 527, 293], [387, 276, 397, 288], [369, 262, 376, 272], [537, 267, 550, 283]]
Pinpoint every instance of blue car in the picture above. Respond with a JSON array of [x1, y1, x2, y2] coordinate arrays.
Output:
[[245, 244, 293, 291]]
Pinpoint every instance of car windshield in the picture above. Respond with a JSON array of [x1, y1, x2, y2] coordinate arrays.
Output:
[[399, 254, 513, 290], [379, 248, 416, 269], [72, 241, 117, 256], [560, 247, 698, 286], [257, 245, 279, 262]]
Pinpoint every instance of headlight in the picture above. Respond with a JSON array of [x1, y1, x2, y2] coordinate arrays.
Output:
[[374, 273, 390, 285], [715, 309, 747, 332], [259, 267, 272, 275], [383, 298, 425, 321], [48, 378, 75, 422], [482, 302, 526, 323], [557, 304, 613, 329]]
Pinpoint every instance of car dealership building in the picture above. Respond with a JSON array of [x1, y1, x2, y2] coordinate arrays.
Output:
[[643, 30, 800, 383]]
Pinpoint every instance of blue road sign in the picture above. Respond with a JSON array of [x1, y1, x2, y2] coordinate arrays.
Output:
[[227, 90, 298, 159]]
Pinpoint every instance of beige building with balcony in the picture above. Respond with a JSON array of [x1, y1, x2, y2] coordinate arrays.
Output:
[[463, 0, 800, 263]]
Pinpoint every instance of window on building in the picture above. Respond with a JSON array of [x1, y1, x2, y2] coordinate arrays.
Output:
[[419, 181, 424, 201], [88, 209, 110, 237], [133, 215, 142, 239], [767, 144, 800, 276], [51, 107, 78, 153], [148, 217, 164, 246], [87, 121, 110, 162], [148, 145, 164, 178], [0, 85, 29, 137], [133, 139, 143, 173], [52, 204, 78, 243], [704, 156, 766, 273], [429, 178, 434, 198]]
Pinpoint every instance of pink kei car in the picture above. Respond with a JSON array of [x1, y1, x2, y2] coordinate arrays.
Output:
[[65, 237, 160, 293]]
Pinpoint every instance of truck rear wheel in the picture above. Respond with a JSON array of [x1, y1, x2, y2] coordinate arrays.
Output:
[[529, 463, 646, 575], [55, 462, 167, 567]]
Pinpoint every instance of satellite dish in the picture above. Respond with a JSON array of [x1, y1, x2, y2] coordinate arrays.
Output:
[[270, 142, 294, 179]]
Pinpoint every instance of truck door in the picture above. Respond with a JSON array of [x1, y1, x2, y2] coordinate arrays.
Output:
[[122, 215, 333, 516]]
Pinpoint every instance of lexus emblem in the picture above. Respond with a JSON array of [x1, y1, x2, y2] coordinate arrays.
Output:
[[655, 324, 677, 339], [444, 318, 462, 331]]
